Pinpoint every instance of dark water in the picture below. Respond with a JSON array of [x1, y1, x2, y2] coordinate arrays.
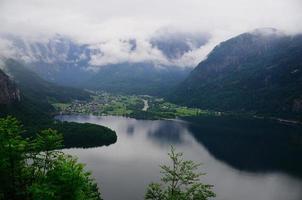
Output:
[[56, 115, 302, 200]]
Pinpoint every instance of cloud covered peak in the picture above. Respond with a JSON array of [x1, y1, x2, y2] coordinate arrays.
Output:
[[0, 0, 301, 69], [0, 29, 212, 69], [150, 28, 211, 59]]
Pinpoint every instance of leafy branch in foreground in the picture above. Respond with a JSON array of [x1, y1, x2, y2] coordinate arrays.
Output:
[[145, 146, 215, 200], [0, 116, 102, 200]]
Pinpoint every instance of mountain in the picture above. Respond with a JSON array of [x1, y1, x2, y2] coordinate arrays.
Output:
[[0, 34, 94, 86], [84, 63, 191, 95], [0, 58, 91, 124], [150, 30, 210, 60], [170, 28, 302, 118], [0, 32, 209, 95], [2, 59, 90, 111], [0, 59, 117, 147], [0, 68, 20, 104]]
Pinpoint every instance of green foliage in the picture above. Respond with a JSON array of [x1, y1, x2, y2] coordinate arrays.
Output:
[[54, 122, 117, 148], [0, 116, 28, 200], [0, 116, 102, 200], [29, 155, 102, 200], [33, 129, 63, 151], [0, 101, 117, 148], [145, 146, 215, 200]]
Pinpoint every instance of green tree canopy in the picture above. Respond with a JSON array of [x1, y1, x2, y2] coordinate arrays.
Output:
[[0, 116, 102, 200], [145, 146, 215, 200]]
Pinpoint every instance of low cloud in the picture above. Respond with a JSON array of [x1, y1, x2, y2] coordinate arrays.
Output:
[[89, 38, 168, 67], [0, 30, 213, 68], [0, 0, 301, 68], [88, 30, 211, 68]]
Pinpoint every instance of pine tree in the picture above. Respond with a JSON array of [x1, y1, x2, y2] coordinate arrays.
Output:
[[145, 146, 215, 200]]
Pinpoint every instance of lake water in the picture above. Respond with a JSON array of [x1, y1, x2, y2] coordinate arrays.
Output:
[[56, 115, 302, 200]]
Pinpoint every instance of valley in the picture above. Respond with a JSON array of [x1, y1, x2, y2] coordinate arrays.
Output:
[[0, 13, 302, 199], [53, 91, 208, 120]]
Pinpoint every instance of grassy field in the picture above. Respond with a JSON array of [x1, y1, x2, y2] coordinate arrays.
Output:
[[52, 92, 211, 119], [52, 103, 71, 110]]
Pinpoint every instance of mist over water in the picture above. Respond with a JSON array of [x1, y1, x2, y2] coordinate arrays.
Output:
[[57, 115, 302, 200]]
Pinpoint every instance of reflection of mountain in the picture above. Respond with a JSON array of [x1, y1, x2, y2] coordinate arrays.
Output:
[[146, 120, 189, 145], [126, 124, 135, 135], [186, 116, 302, 178]]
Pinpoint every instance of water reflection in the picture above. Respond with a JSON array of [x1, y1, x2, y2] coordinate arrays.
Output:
[[146, 120, 189, 145], [126, 124, 135, 135], [187, 116, 302, 177], [58, 115, 302, 200]]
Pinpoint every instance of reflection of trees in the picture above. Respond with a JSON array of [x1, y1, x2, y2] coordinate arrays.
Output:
[[187, 116, 302, 178]]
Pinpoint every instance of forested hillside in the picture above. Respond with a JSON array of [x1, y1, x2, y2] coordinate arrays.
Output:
[[0, 59, 117, 147], [171, 29, 302, 119]]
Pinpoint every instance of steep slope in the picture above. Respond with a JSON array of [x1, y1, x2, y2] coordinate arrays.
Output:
[[171, 29, 302, 118], [3, 59, 90, 111], [0, 59, 91, 125], [0, 59, 117, 147], [0, 69, 20, 104]]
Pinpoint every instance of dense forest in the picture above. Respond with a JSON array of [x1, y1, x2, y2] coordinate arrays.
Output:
[[170, 30, 302, 120]]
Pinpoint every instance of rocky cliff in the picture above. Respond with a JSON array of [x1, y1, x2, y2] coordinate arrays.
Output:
[[0, 69, 20, 104]]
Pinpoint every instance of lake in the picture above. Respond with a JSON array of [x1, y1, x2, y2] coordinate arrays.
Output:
[[56, 115, 302, 200]]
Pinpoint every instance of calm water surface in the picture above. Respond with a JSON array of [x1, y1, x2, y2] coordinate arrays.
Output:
[[56, 115, 302, 200]]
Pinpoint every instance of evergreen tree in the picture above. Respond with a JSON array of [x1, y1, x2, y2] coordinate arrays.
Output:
[[145, 146, 215, 200]]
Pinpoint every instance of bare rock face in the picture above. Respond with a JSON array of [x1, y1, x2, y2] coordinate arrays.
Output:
[[293, 99, 302, 113], [0, 69, 20, 104]]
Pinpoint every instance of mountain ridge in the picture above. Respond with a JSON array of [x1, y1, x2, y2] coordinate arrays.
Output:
[[0, 32, 208, 95], [170, 29, 302, 118], [2, 59, 91, 111]]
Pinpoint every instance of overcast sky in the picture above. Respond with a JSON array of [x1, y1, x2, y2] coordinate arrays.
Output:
[[0, 0, 302, 67]]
